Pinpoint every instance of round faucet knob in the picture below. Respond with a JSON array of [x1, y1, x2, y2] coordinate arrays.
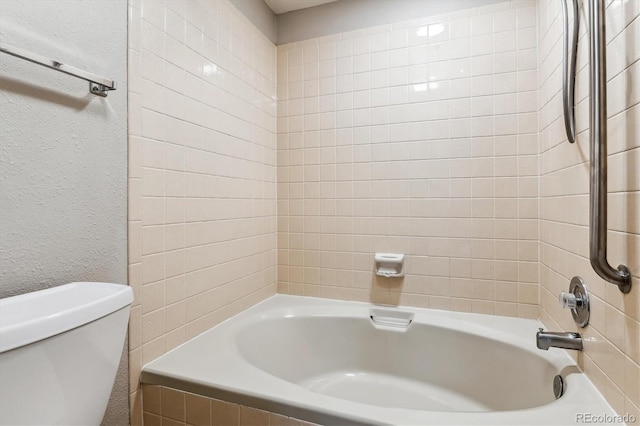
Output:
[[559, 291, 578, 309]]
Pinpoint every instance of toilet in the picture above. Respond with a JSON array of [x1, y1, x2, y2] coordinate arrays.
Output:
[[0, 282, 133, 425]]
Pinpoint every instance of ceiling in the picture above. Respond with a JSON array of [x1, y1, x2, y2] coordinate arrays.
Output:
[[264, 0, 338, 14]]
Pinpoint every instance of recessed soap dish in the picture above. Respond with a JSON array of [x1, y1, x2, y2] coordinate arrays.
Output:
[[374, 253, 405, 278]]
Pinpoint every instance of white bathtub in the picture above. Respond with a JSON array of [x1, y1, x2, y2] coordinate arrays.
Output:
[[141, 295, 617, 425]]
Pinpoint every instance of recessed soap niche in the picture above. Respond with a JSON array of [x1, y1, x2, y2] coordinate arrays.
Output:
[[374, 253, 405, 278]]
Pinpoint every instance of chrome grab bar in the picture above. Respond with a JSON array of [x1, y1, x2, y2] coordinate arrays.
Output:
[[588, 0, 632, 293], [0, 41, 116, 97], [562, 0, 579, 144]]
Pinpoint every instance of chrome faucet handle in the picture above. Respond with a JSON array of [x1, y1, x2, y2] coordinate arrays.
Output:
[[559, 291, 578, 309]]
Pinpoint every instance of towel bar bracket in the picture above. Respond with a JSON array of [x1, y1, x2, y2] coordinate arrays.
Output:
[[90, 82, 116, 97]]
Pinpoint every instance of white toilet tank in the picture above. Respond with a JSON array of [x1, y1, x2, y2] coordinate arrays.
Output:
[[0, 282, 133, 425]]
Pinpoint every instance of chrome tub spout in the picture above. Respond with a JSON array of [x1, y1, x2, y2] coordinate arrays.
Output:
[[536, 328, 583, 351]]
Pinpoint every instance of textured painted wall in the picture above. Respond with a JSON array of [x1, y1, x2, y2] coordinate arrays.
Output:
[[231, 0, 277, 43], [0, 0, 129, 424], [537, 0, 639, 417], [275, 0, 509, 44]]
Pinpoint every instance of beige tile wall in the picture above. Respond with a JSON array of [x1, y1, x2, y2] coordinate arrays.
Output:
[[141, 385, 319, 426], [128, 0, 278, 423], [537, 0, 639, 418], [276, 0, 541, 318]]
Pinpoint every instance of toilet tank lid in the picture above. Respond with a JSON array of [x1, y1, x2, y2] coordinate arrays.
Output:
[[0, 282, 133, 353]]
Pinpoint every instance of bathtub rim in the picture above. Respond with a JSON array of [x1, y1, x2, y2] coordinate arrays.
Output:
[[141, 294, 617, 426]]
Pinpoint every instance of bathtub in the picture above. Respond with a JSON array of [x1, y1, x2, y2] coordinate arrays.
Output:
[[141, 295, 617, 425]]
